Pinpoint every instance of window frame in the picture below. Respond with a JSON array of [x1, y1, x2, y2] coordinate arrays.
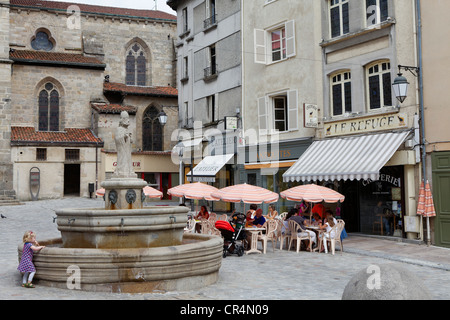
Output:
[[142, 106, 163, 151], [254, 20, 296, 65], [330, 71, 352, 117], [329, 0, 350, 39], [125, 42, 147, 86], [365, 60, 393, 111], [258, 89, 298, 134], [365, 0, 389, 27], [38, 82, 60, 132]]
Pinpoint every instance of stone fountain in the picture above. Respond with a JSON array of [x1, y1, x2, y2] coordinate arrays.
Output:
[[18, 112, 222, 293]]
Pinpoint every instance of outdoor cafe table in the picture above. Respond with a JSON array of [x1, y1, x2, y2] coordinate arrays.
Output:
[[244, 227, 266, 254], [304, 224, 322, 252]]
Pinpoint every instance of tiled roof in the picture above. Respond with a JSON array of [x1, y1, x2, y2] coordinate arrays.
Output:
[[10, 0, 177, 21], [91, 102, 137, 115], [11, 126, 104, 147], [10, 50, 106, 69], [104, 82, 178, 98]]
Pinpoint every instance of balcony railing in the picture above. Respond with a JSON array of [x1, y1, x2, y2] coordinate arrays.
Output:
[[203, 14, 217, 29], [204, 64, 218, 80]]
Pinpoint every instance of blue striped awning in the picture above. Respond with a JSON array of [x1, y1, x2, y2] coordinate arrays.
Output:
[[283, 131, 410, 182]]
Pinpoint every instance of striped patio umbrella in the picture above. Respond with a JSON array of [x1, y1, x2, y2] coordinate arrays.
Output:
[[280, 184, 345, 203], [416, 180, 425, 216], [420, 180, 436, 218], [143, 186, 163, 199], [168, 182, 219, 201], [417, 180, 436, 247], [210, 183, 279, 204]]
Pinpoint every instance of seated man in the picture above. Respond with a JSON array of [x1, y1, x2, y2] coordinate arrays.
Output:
[[287, 211, 317, 250], [252, 208, 266, 227]]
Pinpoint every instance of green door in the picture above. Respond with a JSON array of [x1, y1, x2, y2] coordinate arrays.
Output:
[[432, 152, 450, 248]]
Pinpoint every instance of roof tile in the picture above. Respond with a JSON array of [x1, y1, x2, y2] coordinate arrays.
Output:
[[11, 127, 103, 146], [104, 82, 178, 98], [10, 50, 105, 67], [10, 0, 176, 21]]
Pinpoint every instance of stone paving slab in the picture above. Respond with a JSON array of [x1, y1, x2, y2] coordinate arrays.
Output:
[[1, 198, 449, 300]]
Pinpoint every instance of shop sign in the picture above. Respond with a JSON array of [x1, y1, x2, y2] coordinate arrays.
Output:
[[325, 113, 407, 137], [304, 104, 319, 128], [112, 160, 142, 171]]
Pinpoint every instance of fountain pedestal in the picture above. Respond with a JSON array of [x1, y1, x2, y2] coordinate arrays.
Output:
[[101, 177, 147, 210]]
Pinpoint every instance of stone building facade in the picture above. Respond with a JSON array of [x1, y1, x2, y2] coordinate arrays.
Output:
[[0, 0, 179, 200]]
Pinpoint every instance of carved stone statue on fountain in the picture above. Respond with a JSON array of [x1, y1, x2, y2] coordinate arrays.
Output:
[[101, 111, 147, 209], [114, 111, 136, 178]]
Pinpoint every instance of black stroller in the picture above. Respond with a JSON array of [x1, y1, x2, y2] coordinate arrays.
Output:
[[215, 212, 246, 258]]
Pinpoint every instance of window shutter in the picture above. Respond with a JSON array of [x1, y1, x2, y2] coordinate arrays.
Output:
[[254, 29, 266, 64], [214, 93, 219, 122], [285, 20, 296, 58], [287, 90, 298, 131], [258, 96, 268, 134]]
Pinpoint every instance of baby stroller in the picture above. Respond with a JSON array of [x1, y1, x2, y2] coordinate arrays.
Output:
[[215, 213, 246, 258]]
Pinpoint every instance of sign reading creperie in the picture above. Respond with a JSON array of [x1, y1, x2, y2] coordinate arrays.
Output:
[[324, 113, 408, 137]]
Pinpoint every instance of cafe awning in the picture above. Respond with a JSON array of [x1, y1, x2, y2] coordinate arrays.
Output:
[[283, 131, 410, 182], [186, 153, 234, 182]]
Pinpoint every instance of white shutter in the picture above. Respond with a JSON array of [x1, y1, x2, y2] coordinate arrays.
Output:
[[214, 93, 219, 122], [254, 29, 266, 64], [258, 96, 268, 134], [285, 20, 296, 58], [287, 90, 298, 131]]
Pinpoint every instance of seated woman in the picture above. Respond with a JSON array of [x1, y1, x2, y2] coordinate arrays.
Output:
[[266, 204, 278, 220], [318, 215, 336, 253], [195, 205, 209, 233]]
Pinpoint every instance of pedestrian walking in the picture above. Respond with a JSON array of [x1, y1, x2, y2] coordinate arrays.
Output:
[[17, 231, 45, 288]]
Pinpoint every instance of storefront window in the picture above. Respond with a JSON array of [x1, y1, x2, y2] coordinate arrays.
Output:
[[340, 166, 404, 237]]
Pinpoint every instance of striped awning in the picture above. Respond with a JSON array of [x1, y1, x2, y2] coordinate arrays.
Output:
[[283, 131, 410, 182]]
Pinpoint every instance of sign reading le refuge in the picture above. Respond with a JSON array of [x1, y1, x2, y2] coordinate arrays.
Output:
[[325, 113, 407, 137]]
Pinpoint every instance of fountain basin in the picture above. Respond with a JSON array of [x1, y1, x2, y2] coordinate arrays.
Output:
[[56, 206, 188, 249], [18, 234, 223, 293]]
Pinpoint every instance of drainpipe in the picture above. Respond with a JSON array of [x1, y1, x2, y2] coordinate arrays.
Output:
[[416, 0, 430, 246]]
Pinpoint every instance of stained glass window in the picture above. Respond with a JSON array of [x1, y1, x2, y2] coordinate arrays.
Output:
[[31, 31, 54, 51], [38, 83, 59, 131], [125, 43, 147, 86], [142, 107, 162, 151]]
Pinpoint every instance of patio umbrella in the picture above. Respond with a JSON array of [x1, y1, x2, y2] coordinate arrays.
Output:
[[416, 180, 425, 216], [143, 186, 163, 199], [167, 182, 219, 201], [210, 183, 279, 204], [280, 184, 345, 224], [417, 180, 436, 247], [280, 184, 345, 203]]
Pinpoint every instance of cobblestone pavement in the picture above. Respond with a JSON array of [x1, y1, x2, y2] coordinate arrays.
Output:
[[1, 197, 449, 300]]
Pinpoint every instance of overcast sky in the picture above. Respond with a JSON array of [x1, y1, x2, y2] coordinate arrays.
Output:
[[45, 0, 176, 15]]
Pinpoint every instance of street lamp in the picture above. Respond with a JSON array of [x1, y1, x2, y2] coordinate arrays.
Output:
[[392, 73, 409, 104], [158, 109, 168, 126], [392, 65, 419, 104]]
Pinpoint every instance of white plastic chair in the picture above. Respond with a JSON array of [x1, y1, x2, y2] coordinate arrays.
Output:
[[184, 218, 196, 233], [257, 219, 278, 254], [288, 220, 312, 252], [319, 220, 345, 255]]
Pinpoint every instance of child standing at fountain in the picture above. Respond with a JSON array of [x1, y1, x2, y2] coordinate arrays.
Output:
[[18, 231, 45, 288]]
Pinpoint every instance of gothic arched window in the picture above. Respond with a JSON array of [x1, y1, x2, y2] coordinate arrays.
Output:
[[142, 106, 163, 151], [38, 82, 59, 131], [126, 43, 147, 86]]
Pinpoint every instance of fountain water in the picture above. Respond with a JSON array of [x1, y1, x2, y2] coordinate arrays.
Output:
[[18, 112, 223, 293]]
